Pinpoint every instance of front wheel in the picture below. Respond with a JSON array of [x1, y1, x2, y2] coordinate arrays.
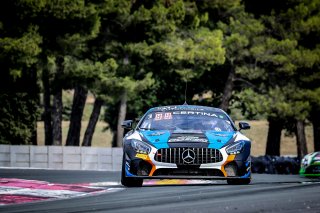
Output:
[[227, 178, 251, 185], [121, 153, 143, 187]]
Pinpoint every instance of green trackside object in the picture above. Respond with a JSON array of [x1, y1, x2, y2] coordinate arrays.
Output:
[[299, 152, 320, 177]]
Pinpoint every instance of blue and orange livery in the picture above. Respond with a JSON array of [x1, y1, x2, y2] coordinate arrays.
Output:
[[121, 105, 252, 187]]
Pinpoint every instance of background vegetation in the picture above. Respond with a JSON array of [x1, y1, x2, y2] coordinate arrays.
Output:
[[1, 0, 319, 159]]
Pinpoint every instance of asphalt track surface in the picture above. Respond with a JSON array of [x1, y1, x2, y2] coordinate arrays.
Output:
[[1, 169, 320, 213]]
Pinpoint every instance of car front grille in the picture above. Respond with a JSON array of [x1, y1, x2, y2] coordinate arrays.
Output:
[[154, 148, 223, 165]]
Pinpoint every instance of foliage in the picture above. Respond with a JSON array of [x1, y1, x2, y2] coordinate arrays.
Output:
[[1, 0, 320, 148], [0, 93, 40, 144]]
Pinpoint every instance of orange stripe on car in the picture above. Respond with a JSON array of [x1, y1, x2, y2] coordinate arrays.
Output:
[[147, 160, 156, 176], [221, 155, 235, 177]]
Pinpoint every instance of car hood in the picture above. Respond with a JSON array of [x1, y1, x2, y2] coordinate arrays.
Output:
[[310, 152, 320, 164], [139, 129, 236, 149]]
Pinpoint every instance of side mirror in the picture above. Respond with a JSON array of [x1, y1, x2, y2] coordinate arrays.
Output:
[[121, 120, 133, 129], [239, 122, 250, 130]]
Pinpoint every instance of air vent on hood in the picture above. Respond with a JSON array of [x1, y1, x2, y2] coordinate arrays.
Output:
[[168, 133, 208, 143]]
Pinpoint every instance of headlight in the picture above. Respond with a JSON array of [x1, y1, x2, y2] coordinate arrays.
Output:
[[301, 157, 309, 167], [131, 140, 151, 154], [301, 155, 309, 167], [226, 141, 245, 155]]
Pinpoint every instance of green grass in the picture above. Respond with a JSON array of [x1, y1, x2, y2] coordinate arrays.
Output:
[[37, 121, 113, 147], [37, 91, 112, 147]]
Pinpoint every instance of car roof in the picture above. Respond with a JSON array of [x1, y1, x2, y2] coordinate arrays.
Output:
[[147, 105, 225, 113]]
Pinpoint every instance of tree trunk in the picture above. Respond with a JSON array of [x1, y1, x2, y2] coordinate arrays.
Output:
[[30, 67, 38, 146], [66, 86, 88, 146], [30, 94, 38, 146], [112, 132, 117, 147], [52, 56, 64, 146], [31, 120, 37, 145], [311, 110, 320, 151], [116, 91, 127, 147], [296, 120, 308, 159], [82, 98, 103, 146], [265, 118, 283, 156], [52, 90, 63, 145], [42, 66, 53, 146], [219, 67, 235, 112]]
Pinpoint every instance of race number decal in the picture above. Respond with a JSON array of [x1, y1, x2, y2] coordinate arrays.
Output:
[[155, 112, 172, 120], [164, 112, 172, 119], [155, 113, 163, 120]]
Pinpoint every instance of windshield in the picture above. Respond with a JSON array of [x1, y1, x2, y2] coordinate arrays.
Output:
[[139, 110, 235, 132]]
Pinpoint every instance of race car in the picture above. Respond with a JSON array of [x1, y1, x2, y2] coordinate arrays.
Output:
[[300, 151, 320, 177], [121, 105, 251, 187]]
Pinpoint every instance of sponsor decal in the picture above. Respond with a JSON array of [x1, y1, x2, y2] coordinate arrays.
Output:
[[135, 153, 149, 160], [168, 136, 208, 143], [147, 132, 166, 136], [208, 133, 229, 137], [172, 111, 219, 117]]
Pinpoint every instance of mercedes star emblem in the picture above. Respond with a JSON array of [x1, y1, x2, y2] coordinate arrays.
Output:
[[182, 148, 196, 164]]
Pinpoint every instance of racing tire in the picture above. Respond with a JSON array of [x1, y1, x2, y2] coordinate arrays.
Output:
[[227, 178, 251, 185], [121, 153, 143, 187]]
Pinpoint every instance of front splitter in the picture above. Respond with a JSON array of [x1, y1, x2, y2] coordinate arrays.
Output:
[[126, 175, 250, 180]]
